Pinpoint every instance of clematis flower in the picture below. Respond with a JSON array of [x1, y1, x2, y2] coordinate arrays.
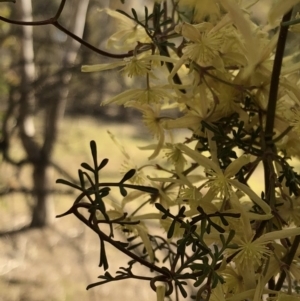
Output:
[[98, 8, 151, 50], [227, 227, 300, 291], [177, 144, 272, 217], [174, 22, 226, 70]]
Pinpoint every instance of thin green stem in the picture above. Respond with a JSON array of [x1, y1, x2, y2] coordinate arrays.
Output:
[[275, 235, 300, 291], [72, 206, 172, 278], [265, 10, 293, 138]]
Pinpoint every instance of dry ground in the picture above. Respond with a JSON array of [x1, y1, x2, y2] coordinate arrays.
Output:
[[0, 117, 164, 301]]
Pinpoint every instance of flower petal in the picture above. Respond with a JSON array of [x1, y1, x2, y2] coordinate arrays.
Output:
[[256, 227, 300, 243], [225, 156, 250, 178], [177, 143, 222, 173], [229, 179, 272, 215]]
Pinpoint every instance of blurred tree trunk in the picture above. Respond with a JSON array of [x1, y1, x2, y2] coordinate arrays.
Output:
[[18, 0, 90, 227]]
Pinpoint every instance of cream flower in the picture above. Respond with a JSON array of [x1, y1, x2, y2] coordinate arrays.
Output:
[[177, 144, 272, 217], [98, 8, 151, 50], [228, 227, 300, 269], [175, 22, 225, 69]]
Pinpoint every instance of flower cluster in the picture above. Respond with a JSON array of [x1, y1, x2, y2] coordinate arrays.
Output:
[[79, 1, 300, 300]]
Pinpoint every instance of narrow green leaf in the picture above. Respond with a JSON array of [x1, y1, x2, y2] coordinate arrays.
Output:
[[56, 178, 82, 191], [99, 239, 109, 270], [219, 215, 229, 226], [120, 169, 136, 183], [144, 6, 148, 23], [200, 219, 207, 236], [78, 169, 85, 188], [177, 282, 187, 298], [82, 171, 94, 188], [131, 8, 138, 20], [128, 185, 158, 194], [193, 273, 207, 287], [98, 158, 109, 171], [90, 140, 98, 168], [99, 187, 110, 198], [116, 9, 133, 20], [178, 206, 186, 217], [119, 185, 128, 197], [81, 162, 94, 172], [155, 203, 167, 214], [211, 274, 219, 289], [226, 230, 235, 245], [209, 220, 225, 233], [160, 19, 173, 27], [219, 234, 226, 246], [167, 220, 176, 239], [213, 244, 219, 257]]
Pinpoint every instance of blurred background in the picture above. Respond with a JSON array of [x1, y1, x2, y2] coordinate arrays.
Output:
[[0, 0, 158, 300], [0, 0, 283, 300]]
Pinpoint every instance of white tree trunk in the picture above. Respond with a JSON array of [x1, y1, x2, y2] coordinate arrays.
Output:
[[17, 0, 90, 227]]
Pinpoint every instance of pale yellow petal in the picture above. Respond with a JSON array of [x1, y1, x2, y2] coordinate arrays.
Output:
[[101, 89, 141, 106], [107, 131, 131, 160], [175, 22, 201, 41], [136, 224, 154, 262], [225, 156, 250, 178], [81, 61, 125, 72], [148, 128, 165, 160], [177, 144, 222, 173], [256, 227, 300, 243], [218, 0, 257, 65], [228, 179, 272, 215]]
